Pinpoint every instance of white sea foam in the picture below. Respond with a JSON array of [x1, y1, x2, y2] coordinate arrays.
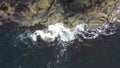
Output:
[[30, 23, 84, 42], [30, 23, 117, 42]]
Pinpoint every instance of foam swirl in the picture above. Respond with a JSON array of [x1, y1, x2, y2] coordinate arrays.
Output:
[[30, 22, 117, 42]]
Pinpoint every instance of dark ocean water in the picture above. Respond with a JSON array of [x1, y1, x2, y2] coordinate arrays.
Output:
[[0, 21, 120, 68]]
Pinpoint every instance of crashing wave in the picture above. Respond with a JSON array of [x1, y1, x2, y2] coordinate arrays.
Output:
[[30, 23, 78, 42], [30, 22, 117, 42], [11, 21, 119, 68]]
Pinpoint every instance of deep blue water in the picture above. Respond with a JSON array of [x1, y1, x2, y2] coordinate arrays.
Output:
[[0, 21, 120, 68]]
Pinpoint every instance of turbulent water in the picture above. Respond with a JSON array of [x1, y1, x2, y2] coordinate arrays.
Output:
[[0, 20, 120, 68], [30, 22, 117, 42]]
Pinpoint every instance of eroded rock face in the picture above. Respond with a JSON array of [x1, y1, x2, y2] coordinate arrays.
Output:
[[0, 0, 119, 27]]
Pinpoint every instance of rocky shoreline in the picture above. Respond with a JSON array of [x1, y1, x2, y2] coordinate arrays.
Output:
[[0, 1, 120, 67], [0, 0, 119, 28]]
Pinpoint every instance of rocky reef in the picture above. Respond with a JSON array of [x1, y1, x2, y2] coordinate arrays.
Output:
[[0, 0, 119, 28]]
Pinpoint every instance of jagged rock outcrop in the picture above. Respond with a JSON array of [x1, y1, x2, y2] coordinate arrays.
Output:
[[0, 0, 119, 28]]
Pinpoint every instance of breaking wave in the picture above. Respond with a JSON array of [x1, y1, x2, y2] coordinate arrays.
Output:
[[12, 21, 120, 68], [1, 4, 120, 68], [30, 22, 117, 43]]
